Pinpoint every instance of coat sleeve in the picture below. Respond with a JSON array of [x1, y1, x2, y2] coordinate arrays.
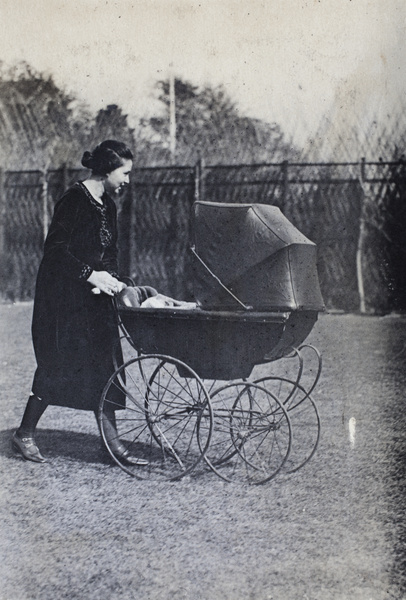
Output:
[[42, 192, 93, 281]]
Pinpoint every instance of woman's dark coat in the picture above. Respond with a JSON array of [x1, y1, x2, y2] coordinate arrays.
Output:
[[31, 182, 123, 411]]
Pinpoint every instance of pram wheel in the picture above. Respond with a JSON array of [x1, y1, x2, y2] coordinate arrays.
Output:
[[198, 382, 292, 485], [99, 354, 213, 481], [252, 344, 322, 473], [254, 377, 321, 473]]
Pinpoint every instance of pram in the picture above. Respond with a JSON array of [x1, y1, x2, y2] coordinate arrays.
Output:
[[99, 202, 325, 484]]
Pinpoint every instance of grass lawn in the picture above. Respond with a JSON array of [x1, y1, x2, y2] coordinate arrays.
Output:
[[1, 304, 405, 600]]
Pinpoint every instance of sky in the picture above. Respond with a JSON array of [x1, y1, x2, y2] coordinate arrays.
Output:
[[0, 0, 405, 147]]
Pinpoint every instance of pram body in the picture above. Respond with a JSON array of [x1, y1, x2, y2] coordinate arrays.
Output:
[[99, 202, 324, 484]]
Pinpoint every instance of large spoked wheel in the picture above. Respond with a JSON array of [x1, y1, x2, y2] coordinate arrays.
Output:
[[254, 376, 321, 473], [198, 382, 292, 485], [99, 354, 213, 481]]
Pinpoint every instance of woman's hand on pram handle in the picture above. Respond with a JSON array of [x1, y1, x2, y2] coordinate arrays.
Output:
[[87, 271, 126, 296]]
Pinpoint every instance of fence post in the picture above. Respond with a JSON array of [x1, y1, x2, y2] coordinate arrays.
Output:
[[282, 160, 289, 205], [0, 168, 5, 287], [62, 163, 69, 191], [194, 158, 205, 203], [41, 169, 49, 242], [356, 157, 367, 313], [129, 181, 137, 280]]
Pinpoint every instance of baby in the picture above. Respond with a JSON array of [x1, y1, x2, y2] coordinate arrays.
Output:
[[117, 286, 196, 310]]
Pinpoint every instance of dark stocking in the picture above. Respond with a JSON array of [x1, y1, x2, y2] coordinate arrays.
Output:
[[17, 394, 48, 437]]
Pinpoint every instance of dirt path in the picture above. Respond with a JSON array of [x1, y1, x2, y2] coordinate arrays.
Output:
[[1, 304, 405, 600]]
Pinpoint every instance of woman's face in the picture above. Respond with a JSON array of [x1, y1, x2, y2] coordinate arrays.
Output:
[[104, 159, 133, 194]]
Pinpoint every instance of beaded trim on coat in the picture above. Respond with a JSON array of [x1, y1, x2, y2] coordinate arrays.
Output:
[[76, 182, 113, 249]]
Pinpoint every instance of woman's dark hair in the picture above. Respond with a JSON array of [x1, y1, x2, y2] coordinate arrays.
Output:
[[81, 140, 133, 176]]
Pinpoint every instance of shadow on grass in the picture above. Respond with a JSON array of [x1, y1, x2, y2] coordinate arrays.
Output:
[[1, 428, 113, 465]]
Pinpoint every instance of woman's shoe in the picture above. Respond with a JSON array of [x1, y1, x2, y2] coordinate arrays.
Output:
[[103, 439, 148, 466], [11, 432, 47, 463], [113, 446, 149, 467], [99, 411, 148, 466]]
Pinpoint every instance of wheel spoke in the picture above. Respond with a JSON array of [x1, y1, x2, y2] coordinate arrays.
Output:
[[100, 355, 212, 481], [198, 382, 291, 484]]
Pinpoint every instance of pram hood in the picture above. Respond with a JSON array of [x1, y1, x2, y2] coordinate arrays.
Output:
[[192, 201, 325, 311]]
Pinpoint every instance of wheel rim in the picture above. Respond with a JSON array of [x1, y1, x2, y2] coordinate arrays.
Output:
[[254, 376, 321, 473], [99, 354, 213, 481], [199, 382, 292, 485]]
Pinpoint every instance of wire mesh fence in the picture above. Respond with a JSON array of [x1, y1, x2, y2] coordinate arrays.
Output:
[[1, 170, 44, 300], [1, 159, 405, 313]]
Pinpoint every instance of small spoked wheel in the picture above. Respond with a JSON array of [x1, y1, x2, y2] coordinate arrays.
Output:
[[99, 354, 213, 481], [198, 382, 292, 485], [254, 376, 321, 473]]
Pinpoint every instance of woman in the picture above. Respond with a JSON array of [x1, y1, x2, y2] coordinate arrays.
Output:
[[12, 140, 147, 466]]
